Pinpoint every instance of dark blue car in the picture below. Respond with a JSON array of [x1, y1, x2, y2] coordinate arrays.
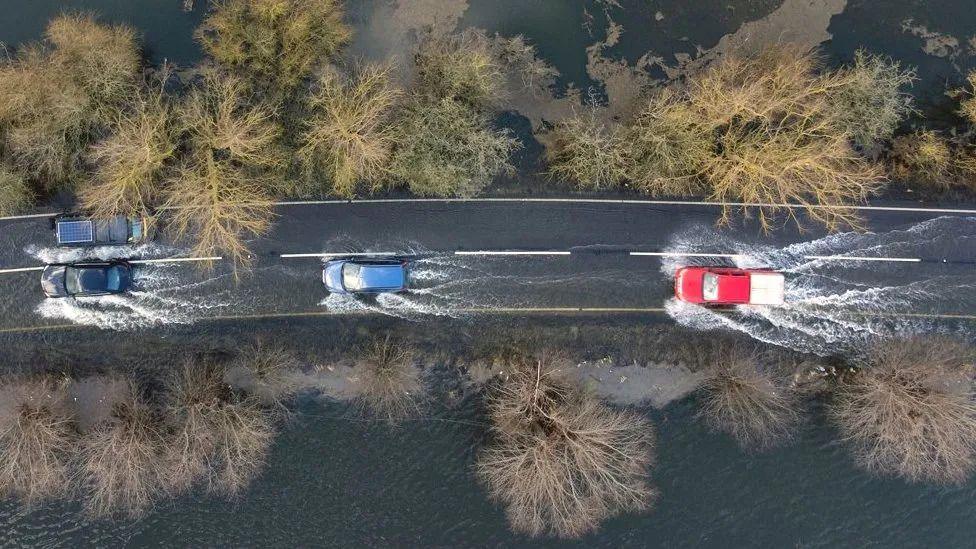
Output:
[[322, 259, 409, 294], [41, 260, 132, 298]]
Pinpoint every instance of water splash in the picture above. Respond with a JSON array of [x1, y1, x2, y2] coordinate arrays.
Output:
[[662, 218, 976, 355], [35, 264, 233, 330]]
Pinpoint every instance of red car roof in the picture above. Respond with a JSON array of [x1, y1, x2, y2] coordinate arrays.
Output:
[[675, 267, 752, 304], [715, 273, 750, 303]]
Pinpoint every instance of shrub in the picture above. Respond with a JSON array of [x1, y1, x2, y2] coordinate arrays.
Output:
[[622, 90, 711, 196], [830, 338, 976, 484], [0, 376, 75, 505], [75, 381, 169, 517], [0, 14, 139, 187], [390, 97, 518, 197], [163, 70, 280, 268], [81, 81, 179, 220], [688, 46, 885, 231], [0, 167, 34, 216], [476, 353, 656, 538], [697, 349, 801, 449], [959, 71, 976, 125], [890, 130, 953, 190], [415, 29, 504, 108], [544, 109, 627, 190], [826, 49, 916, 150], [354, 336, 422, 425], [197, 0, 351, 97], [296, 64, 402, 197], [164, 360, 277, 497]]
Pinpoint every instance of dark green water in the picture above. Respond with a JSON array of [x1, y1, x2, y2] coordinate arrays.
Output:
[[2, 1, 976, 546]]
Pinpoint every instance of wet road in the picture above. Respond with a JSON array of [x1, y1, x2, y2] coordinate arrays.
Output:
[[1, 200, 974, 353]]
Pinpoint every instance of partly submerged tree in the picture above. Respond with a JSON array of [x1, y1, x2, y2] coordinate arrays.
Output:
[[697, 348, 801, 450], [353, 336, 422, 425], [163, 359, 277, 497], [75, 380, 169, 518], [889, 130, 954, 190], [296, 64, 402, 197], [0, 13, 140, 188], [476, 352, 656, 538], [390, 97, 518, 197], [82, 78, 180, 220], [197, 0, 351, 99], [831, 338, 976, 484], [687, 46, 885, 231], [544, 108, 627, 191], [163, 70, 281, 268], [0, 376, 75, 505], [826, 49, 916, 150], [414, 29, 504, 109]]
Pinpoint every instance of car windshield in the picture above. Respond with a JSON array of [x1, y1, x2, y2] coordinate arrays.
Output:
[[702, 273, 719, 301], [65, 267, 81, 294], [342, 263, 362, 291]]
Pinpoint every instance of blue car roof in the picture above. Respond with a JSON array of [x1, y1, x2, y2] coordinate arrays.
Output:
[[359, 264, 405, 290]]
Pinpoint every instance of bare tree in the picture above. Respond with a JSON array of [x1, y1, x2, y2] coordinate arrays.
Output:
[[164, 360, 276, 497], [0, 376, 75, 505], [75, 380, 169, 517], [476, 353, 656, 538], [697, 348, 801, 450], [353, 336, 423, 425], [831, 338, 976, 484]]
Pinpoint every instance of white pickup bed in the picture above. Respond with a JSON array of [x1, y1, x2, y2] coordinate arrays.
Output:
[[749, 272, 785, 305]]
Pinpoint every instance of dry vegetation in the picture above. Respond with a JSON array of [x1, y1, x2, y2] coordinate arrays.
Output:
[[390, 98, 518, 197], [75, 381, 169, 517], [697, 348, 801, 450], [163, 70, 281, 268], [476, 352, 656, 538], [545, 46, 916, 230], [415, 29, 504, 109], [0, 13, 139, 189], [890, 130, 953, 190], [959, 71, 976, 126], [296, 64, 402, 197], [197, 0, 351, 98], [0, 167, 34, 216], [353, 336, 422, 425], [826, 49, 916, 150], [81, 80, 180, 220], [165, 360, 277, 497], [0, 376, 75, 505], [544, 109, 626, 190], [830, 338, 976, 484]]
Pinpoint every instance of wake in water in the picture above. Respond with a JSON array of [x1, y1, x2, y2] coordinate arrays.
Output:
[[662, 217, 976, 355], [35, 262, 234, 330]]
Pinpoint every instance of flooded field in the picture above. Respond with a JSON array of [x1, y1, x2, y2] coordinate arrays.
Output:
[[2, 0, 976, 547]]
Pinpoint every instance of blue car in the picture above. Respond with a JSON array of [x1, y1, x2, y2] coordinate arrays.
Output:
[[322, 259, 409, 294], [41, 260, 132, 298]]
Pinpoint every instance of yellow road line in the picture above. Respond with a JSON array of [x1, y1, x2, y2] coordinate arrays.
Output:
[[2, 307, 976, 335]]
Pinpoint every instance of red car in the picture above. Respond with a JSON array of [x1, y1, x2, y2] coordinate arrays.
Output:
[[674, 267, 785, 306]]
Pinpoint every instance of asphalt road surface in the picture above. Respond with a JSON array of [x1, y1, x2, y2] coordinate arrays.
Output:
[[1, 199, 974, 355]]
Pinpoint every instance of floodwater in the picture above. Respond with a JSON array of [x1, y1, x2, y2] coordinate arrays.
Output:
[[3, 0, 976, 546]]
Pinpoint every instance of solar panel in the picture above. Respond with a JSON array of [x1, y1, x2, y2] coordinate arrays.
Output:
[[57, 220, 94, 244]]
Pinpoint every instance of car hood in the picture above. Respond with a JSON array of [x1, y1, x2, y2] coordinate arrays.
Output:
[[41, 266, 68, 297], [675, 268, 703, 301]]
